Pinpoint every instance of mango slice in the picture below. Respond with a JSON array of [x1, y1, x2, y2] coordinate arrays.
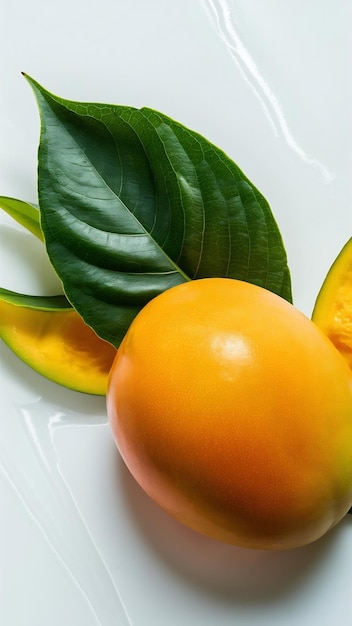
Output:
[[312, 238, 352, 370], [0, 290, 117, 395]]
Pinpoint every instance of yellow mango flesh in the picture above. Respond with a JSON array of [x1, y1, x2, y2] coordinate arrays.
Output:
[[312, 238, 352, 370], [0, 299, 116, 394]]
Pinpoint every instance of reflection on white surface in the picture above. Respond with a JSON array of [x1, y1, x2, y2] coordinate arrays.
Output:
[[199, 0, 334, 182], [0, 398, 132, 626]]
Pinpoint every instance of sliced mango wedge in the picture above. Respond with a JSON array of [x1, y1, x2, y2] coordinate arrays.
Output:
[[1, 198, 117, 394], [312, 238, 352, 370], [0, 288, 117, 395]]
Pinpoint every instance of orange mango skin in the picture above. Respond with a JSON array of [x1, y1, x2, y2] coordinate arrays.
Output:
[[312, 238, 352, 371], [1, 300, 116, 395], [107, 278, 352, 550]]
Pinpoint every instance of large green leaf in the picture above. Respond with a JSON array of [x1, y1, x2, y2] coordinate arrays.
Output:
[[25, 75, 292, 346]]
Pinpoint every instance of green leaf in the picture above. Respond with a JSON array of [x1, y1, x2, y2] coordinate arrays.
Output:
[[0, 196, 43, 241], [0, 287, 71, 311], [25, 75, 292, 346]]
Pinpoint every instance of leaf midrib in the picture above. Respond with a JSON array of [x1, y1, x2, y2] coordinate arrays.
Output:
[[39, 93, 191, 282]]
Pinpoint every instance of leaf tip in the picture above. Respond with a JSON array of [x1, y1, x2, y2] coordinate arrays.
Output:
[[21, 72, 39, 90], [21, 71, 31, 82]]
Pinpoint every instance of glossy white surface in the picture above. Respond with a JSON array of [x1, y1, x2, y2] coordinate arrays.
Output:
[[1, 1, 351, 624]]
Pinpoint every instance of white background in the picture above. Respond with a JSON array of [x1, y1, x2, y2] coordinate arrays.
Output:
[[1, 1, 351, 625]]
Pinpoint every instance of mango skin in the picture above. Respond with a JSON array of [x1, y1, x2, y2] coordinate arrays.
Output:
[[107, 278, 352, 550], [1, 299, 116, 395]]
